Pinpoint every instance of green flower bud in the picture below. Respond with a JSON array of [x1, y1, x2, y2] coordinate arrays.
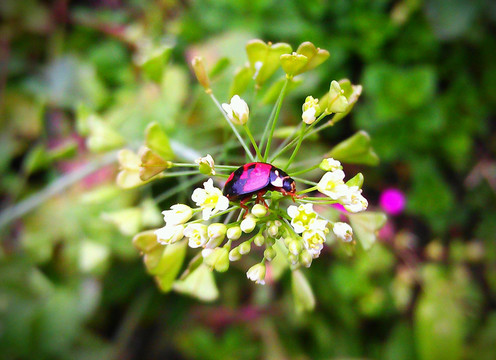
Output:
[[253, 234, 265, 247], [288, 240, 302, 255], [227, 226, 242, 240], [238, 241, 251, 255], [264, 247, 277, 261], [195, 154, 216, 175], [300, 250, 313, 268], [326, 80, 349, 114], [319, 158, 342, 172], [251, 204, 267, 218], [241, 215, 257, 233], [229, 247, 241, 261]]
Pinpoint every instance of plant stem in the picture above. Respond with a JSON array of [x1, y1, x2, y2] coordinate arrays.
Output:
[[296, 185, 318, 195], [208, 92, 255, 162], [154, 175, 203, 203], [289, 164, 320, 176], [292, 176, 318, 186], [243, 124, 263, 161], [269, 111, 329, 163], [284, 122, 306, 170], [263, 78, 289, 161]]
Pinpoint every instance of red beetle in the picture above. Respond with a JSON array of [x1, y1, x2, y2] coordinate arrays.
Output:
[[223, 162, 297, 211]]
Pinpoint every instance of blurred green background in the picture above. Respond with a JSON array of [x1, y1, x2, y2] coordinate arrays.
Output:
[[1, 0, 496, 359]]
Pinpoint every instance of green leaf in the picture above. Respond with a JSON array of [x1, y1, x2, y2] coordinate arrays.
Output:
[[154, 240, 188, 292], [138, 45, 172, 83], [145, 122, 174, 161], [246, 39, 292, 86], [86, 115, 125, 153], [348, 211, 387, 250], [414, 265, 465, 360], [270, 239, 289, 280], [209, 57, 230, 78], [292, 270, 315, 313], [23, 144, 50, 174], [294, 41, 330, 75], [230, 65, 253, 97], [328, 131, 379, 166], [133, 230, 161, 253], [346, 172, 364, 189], [280, 53, 308, 77], [173, 264, 219, 301], [101, 208, 142, 236]]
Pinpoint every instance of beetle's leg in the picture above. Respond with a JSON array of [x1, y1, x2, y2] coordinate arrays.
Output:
[[255, 190, 269, 209], [239, 197, 251, 217]]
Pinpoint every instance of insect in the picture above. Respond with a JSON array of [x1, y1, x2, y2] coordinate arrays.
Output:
[[223, 162, 297, 211]]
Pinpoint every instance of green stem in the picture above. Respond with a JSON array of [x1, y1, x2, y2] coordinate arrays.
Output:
[[154, 175, 203, 203], [208, 92, 255, 162], [289, 164, 320, 177], [188, 206, 240, 224], [296, 185, 318, 195], [284, 122, 306, 170], [263, 78, 289, 161], [243, 124, 263, 161], [160, 170, 201, 178], [291, 176, 318, 186], [269, 111, 329, 163]]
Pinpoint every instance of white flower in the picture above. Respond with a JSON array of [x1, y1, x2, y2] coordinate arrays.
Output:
[[342, 186, 368, 213], [287, 203, 318, 233], [206, 223, 227, 248], [317, 170, 349, 200], [319, 158, 342, 172], [246, 263, 266, 285], [191, 179, 229, 221], [155, 224, 184, 245], [333, 222, 353, 242], [302, 229, 327, 258], [221, 95, 249, 125], [161, 204, 193, 226], [301, 96, 321, 124], [240, 214, 257, 233], [195, 154, 215, 175], [184, 223, 208, 248]]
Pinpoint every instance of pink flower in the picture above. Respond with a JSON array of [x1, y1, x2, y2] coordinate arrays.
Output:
[[379, 188, 406, 215]]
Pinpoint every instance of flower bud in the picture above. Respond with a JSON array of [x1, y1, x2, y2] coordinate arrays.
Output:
[[246, 263, 266, 285], [301, 96, 321, 125], [162, 204, 193, 225], [155, 224, 184, 245], [207, 223, 227, 249], [222, 95, 249, 125], [300, 250, 313, 268], [288, 240, 302, 255], [266, 237, 276, 247], [195, 154, 215, 175], [229, 247, 241, 261], [238, 241, 251, 255], [289, 253, 299, 265], [251, 204, 267, 218], [264, 247, 277, 261], [268, 225, 279, 237], [191, 56, 210, 90], [227, 226, 242, 240], [241, 215, 257, 233], [203, 247, 229, 272], [253, 234, 265, 246], [319, 158, 342, 172]]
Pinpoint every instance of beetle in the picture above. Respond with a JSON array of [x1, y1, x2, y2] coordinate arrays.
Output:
[[223, 162, 297, 211]]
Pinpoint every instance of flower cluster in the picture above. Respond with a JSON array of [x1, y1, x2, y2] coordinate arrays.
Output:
[[127, 39, 383, 305]]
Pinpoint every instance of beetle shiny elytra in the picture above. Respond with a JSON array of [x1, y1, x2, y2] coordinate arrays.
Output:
[[223, 162, 297, 210]]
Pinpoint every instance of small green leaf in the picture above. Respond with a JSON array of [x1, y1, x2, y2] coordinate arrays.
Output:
[[173, 264, 219, 301], [270, 239, 289, 280], [348, 211, 387, 250], [328, 131, 379, 166], [246, 39, 292, 86], [23, 145, 50, 174], [209, 57, 230, 78], [292, 270, 316, 313], [101, 207, 142, 236], [145, 122, 174, 161], [346, 172, 364, 189], [230, 65, 253, 97], [153, 240, 188, 292], [86, 115, 125, 153], [133, 230, 160, 253], [138, 45, 172, 83], [280, 53, 308, 77]]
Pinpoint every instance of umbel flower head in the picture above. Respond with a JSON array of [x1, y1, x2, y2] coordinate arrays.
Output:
[[127, 39, 384, 308]]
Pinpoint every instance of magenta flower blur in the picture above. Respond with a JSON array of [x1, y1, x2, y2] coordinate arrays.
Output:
[[379, 188, 406, 215]]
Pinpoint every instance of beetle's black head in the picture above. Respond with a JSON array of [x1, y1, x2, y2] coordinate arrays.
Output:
[[282, 177, 296, 194]]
